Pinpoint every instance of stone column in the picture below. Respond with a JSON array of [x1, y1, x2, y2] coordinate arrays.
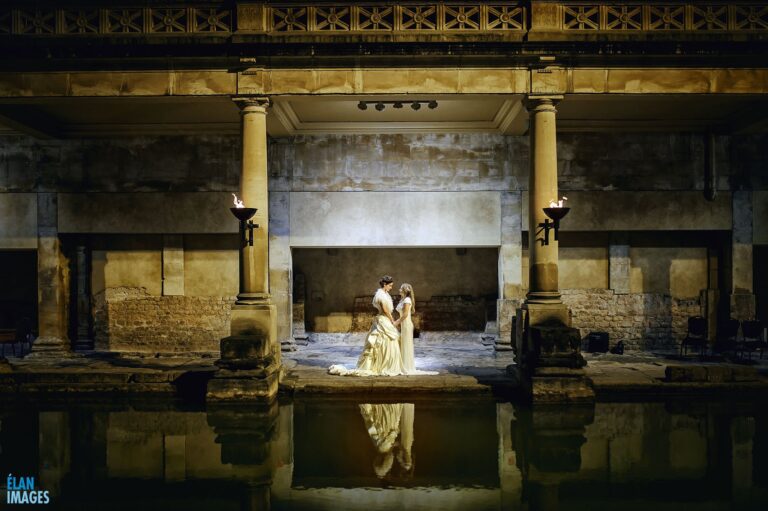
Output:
[[74, 244, 93, 351], [510, 96, 591, 403], [238, 97, 270, 302], [731, 191, 755, 319], [526, 96, 562, 306], [208, 97, 278, 402], [30, 192, 71, 357]]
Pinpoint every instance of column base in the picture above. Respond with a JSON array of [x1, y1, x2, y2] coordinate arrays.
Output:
[[27, 336, 73, 359], [207, 301, 280, 402], [511, 302, 592, 403]]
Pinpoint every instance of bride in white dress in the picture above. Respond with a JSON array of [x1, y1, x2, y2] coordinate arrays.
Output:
[[394, 283, 437, 375], [329, 275, 405, 377]]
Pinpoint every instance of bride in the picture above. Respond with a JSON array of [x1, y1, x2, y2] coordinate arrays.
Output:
[[329, 275, 405, 376]]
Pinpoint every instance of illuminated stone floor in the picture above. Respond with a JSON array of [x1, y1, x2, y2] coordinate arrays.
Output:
[[2, 335, 767, 397]]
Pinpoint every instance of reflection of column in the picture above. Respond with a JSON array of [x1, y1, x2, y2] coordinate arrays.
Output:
[[236, 97, 270, 303], [525, 96, 562, 305], [731, 191, 755, 319], [497, 403, 523, 509], [38, 411, 71, 499], [731, 417, 755, 507], [31, 192, 71, 356]]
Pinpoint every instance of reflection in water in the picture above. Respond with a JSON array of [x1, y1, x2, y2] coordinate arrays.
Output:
[[358, 403, 414, 479], [0, 399, 767, 510]]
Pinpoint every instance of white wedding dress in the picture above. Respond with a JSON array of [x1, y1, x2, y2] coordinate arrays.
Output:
[[329, 288, 405, 376], [397, 296, 438, 375]]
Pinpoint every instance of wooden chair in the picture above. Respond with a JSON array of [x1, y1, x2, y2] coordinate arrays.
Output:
[[680, 316, 707, 357]]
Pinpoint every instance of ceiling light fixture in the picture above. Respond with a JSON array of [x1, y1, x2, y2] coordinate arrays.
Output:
[[356, 100, 438, 111]]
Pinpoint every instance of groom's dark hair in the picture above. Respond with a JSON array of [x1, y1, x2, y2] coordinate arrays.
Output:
[[379, 275, 394, 287]]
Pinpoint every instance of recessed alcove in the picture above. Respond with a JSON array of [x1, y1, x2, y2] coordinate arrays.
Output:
[[292, 247, 499, 334]]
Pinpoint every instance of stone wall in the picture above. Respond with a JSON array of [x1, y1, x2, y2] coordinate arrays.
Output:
[[561, 289, 702, 351], [93, 287, 234, 354], [350, 295, 491, 333]]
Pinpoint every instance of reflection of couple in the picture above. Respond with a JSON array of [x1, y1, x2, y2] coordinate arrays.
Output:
[[359, 403, 414, 479], [329, 275, 437, 376]]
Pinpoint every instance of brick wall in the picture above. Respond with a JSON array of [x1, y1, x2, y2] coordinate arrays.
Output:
[[561, 289, 702, 351], [93, 287, 234, 354]]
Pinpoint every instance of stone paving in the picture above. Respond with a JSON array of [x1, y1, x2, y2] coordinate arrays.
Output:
[[1, 333, 768, 397]]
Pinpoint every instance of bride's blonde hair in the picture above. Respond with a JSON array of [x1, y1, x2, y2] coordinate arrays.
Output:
[[399, 283, 415, 313]]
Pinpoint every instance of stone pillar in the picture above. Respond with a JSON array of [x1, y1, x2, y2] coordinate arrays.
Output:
[[608, 234, 630, 295], [30, 192, 71, 357], [208, 97, 279, 402], [269, 191, 294, 351], [74, 245, 93, 351], [731, 191, 755, 320], [496, 191, 523, 350], [238, 97, 270, 302], [162, 235, 185, 296], [527, 97, 562, 306], [510, 97, 591, 403]]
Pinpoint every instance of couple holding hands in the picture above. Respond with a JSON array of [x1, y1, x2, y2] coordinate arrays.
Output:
[[329, 275, 436, 376]]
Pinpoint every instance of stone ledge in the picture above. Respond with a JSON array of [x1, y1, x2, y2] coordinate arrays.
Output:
[[665, 364, 759, 383]]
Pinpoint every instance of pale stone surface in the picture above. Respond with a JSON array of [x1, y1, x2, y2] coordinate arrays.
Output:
[[0, 192, 36, 248], [629, 247, 707, 298], [522, 191, 733, 231], [162, 235, 184, 296], [92, 242, 163, 296], [609, 241, 631, 295], [560, 247, 609, 289], [269, 192, 293, 345], [183, 235, 239, 297], [290, 191, 500, 247]]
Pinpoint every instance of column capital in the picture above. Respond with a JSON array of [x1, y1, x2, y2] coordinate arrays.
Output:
[[232, 96, 270, 113], [524, 95, 563, 113]]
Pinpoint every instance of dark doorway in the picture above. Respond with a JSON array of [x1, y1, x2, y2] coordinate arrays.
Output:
[[756, 245, 767, 323], [0, 250, 37, 350]]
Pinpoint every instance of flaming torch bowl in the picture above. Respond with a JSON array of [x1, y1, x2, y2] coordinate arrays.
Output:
[[543, 207, 570, 222], [230, 207, 257, 222]]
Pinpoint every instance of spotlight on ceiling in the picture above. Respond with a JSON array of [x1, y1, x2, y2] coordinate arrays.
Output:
[[428, 100, 438, 109], [375, 102, 385, 111], [393, 102, 403, 109], [411, 102, 421, 111], [357, 101, 368, 110]]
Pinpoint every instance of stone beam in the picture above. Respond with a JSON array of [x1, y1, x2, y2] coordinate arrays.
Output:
[[0, 68, 765, 98]]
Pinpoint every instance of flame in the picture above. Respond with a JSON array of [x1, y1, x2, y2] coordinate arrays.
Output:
[[548, 196, 568, 208], [232, 193, 244, 208]]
